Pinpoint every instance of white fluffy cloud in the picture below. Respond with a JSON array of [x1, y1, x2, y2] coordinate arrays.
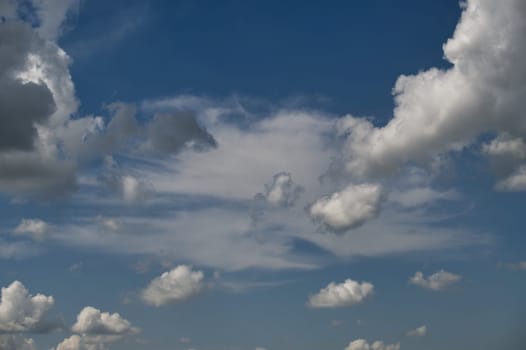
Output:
[[142, 265, 204, 306], [406, 325, 427, 337], [335, 0, 526, 191], [345, 339, 400, 350], [0, 280, 55, 332], [54, 335, 107, 350], [71, 306, 139, 335], [409, 270, 461, 291], [308, 278, 374, 308], [309, 183, 382, 232], [13, 218, 48, 240]]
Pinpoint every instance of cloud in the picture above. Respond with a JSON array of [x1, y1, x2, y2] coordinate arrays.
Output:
[[143, 112, 217, 155], [309, 183, 382, 232], [71, 306, 139, 336], [409, 270, 461, 291], [498, 261, 526, 271], [406, 325, 427, 337], [0, 335, 36, 350], [54, 335, 107, 350], [0, 280, 55, 332], [333, 0, 526, 190], [0, 22, 56, 151], [141, 265, 204, 306], [98, 172, 153, 203], [388, 187, 459, 208], [13, 218, 48, 240], [344, 339, 400, 350], [32, 0, 80, 40], [308, 278, 374, 308], [255, 172, 303, 207]]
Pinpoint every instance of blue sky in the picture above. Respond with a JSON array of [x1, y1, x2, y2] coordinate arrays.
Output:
[[0, 0, 525, 349]]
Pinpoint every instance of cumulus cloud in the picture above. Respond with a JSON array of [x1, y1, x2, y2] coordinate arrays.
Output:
[[141, 265, 204, 306], [54, 335, 107, 350], [255, 172, 303, 207], [0, 280, 55, 332], [309, 183, 382, 232], [406, 325, 427, 337], [71, 306, 139, 335], [345, 339, 400, 350], [409, 270, 461, 291], [13, 218, 48, 240], [308, 278, 374, 308], [0, 335, 36, 350], [333, 0, 526, 191]]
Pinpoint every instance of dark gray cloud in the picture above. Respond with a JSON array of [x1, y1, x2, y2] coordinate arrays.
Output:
[[0, 22, 56, 151], [0, 152, 76, 197], [144, 112, 217, 155]]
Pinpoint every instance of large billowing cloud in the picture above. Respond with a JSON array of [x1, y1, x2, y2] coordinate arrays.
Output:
[[308, 278, 374, 308], [0, 281, 55, 332], [335, 0, 526, 186], [142, 265, 204, 306], [409, 270, 461, 291], [345, 339, 400, 350]]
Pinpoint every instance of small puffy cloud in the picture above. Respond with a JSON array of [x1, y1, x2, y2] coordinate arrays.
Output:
[[409, 270, 461, 291], [0, 335, 36, 350], [345, 339, 400, 350], [256, 172, 303, 207], [141, 265, 204, 306], [406, 325, 427, 337], [0, 280, 55, 332], [13, 218, 48, 240], [309, 183, 382, 232], [54, 335, 107, 350], [308, 278, 374, 308], [71, 306, 139, 335]]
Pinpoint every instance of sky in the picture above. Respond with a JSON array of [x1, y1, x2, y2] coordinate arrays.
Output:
[[0, 0, 525, 349]]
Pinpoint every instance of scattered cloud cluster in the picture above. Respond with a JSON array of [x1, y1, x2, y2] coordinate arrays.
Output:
[[142, 265, 204, 306], [409, 270, 461, 291], [308, 278, 374, 308]]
